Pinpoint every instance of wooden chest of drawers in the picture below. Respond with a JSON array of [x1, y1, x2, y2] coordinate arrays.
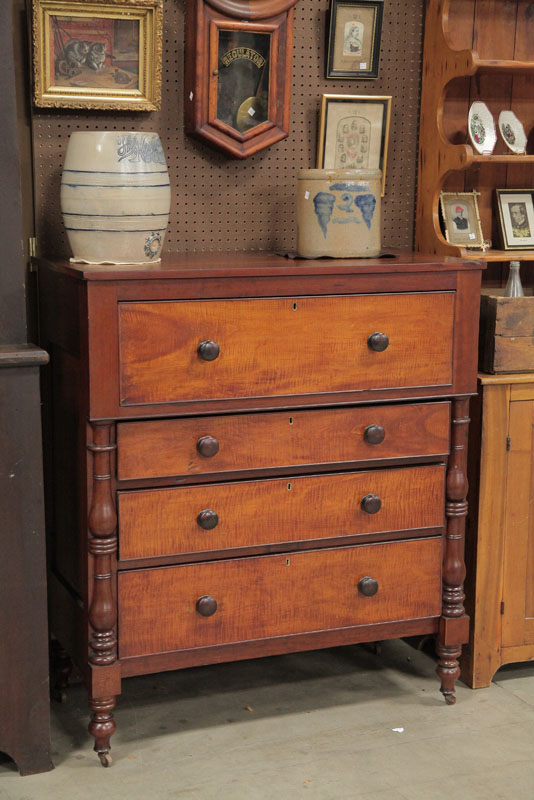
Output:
[[38, 251, 483, 765]]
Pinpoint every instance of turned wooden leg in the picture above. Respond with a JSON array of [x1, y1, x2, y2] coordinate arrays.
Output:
[[436, 643, 461, 705], [89, 696, 116, 767], [50, 639, 73, 703], [87, 423, 118, 765], [437, 397, 470, 704]]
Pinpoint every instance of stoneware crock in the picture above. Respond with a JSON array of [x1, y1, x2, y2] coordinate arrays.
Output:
[[297, 168, 381, 258], [60, 131, 171, 264]]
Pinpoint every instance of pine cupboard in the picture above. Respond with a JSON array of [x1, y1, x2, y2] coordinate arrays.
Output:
[[462, 373, 534, 687]]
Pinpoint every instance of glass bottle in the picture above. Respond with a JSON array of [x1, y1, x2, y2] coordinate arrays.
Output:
[[504, 261, 525, 297]]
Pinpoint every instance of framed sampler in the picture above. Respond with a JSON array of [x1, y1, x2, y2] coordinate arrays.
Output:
[[184, 0, 300, 159], [326, 0, 383, 79], [317, 94, 391, 195]]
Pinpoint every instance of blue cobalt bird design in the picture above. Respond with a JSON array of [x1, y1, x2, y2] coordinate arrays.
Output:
[[355, 194, 376, 230], [313, 192, 336, 238]]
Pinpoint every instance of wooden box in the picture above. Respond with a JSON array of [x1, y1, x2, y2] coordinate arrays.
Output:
[[479, 293, 534, 374]]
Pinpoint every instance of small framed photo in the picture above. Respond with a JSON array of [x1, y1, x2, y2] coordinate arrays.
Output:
[[326, 0, 384, 79], [317, 94, 391, 196], [496, 189, 534, 250], [439, 191, 484, 248], [32, 0, 163, 111]]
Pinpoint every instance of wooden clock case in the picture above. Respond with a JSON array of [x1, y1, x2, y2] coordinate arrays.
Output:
[[184, 0, 299, 158]]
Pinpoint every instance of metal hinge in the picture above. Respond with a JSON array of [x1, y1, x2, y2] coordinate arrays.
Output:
[[506, 436, 511, 451], [28, 237, 37, 270], [501, 601, 505, 615]]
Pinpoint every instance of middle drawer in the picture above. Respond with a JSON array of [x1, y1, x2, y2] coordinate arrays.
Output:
[[118, 464, 445, 560], [117, 401, 450, 480]]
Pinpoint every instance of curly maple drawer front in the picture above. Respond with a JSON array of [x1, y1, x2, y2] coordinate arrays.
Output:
[[118, 538, 442, 657], [118, 465, 445, 560], [116, 402, 450, 480], [117, 293, 455, 406]]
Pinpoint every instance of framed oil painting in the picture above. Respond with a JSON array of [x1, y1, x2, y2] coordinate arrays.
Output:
[[326, 0, 383, 79], [317, 94, 391, 195], [32, 0, 163, 110], [496, 189, 534, 250], [440, 191, 484, 248]]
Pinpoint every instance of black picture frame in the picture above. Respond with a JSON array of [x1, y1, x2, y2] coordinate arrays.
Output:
[[495, 189, 534, 250], [326, 0, 384, 80]]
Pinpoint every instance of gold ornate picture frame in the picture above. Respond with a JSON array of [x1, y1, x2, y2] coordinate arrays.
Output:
[[317, 94, 391, 196], [32, 0, 163, 110], [440, 191, 484, 248]]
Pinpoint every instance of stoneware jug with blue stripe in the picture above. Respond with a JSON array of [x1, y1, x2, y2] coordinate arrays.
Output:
[[60, 131, 171, 264]]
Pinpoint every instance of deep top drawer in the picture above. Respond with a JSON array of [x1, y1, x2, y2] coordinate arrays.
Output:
[[118, 293, 455, 406]]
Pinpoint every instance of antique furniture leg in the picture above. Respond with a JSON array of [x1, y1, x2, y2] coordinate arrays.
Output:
[[437, 397, 470, 704], [87, 422, 118, 767], [88, 697, 116, 768]]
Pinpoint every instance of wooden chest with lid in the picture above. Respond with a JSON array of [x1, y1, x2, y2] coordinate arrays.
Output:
[[38, 251, 483, 765]]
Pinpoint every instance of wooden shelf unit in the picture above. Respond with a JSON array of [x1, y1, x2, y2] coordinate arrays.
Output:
[[416, 0, 534, 266], [458, 249, 533, 262]]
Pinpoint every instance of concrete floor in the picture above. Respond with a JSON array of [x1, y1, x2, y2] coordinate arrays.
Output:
[[1, 639, 533, 800]]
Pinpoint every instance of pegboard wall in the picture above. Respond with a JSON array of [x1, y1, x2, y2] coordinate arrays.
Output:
[[31, 0, 425, 256]]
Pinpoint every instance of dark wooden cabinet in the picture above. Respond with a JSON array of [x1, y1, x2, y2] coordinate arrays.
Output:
[[38, 251, 483, 766]]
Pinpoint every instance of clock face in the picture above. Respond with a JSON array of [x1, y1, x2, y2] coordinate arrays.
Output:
[[216, 29, 271, 134]]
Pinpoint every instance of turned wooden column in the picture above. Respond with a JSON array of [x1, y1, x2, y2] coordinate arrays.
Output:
[[87, 422, 118, 767], [437, 396, 470, 704]]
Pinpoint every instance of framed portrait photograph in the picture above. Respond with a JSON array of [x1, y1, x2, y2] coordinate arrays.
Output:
[[496, 189, 534, 250], [326, 0, 384, 79], [32, 0, 163, 110], [439, 191, 484, 248], [317, 94, 391, 195]]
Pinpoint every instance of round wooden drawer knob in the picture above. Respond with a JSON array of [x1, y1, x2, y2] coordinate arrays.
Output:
[[196, 595, 218, 616], [367, 332, 389, 352], [197, 340, 220, 361], [196, 435, 219, 457], [364, 424, 385, 445], [197, 509, 219, 530], [361, 494, 382, 514], [358, 577, 379, 597]]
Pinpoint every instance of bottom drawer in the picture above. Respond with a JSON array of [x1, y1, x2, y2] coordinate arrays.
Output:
[[118, 538, 442, 658]]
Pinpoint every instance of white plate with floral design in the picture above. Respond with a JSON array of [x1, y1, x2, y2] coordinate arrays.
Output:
[[468, 101, 496, 155], [498, 110, 527, 154]]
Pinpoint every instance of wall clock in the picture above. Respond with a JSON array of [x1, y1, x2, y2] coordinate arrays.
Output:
[[185, 0, 300, 158]]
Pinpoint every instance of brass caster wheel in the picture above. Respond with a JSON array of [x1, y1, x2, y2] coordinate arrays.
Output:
[[98, 752, 113, 767], [444, 694, 456, 706]]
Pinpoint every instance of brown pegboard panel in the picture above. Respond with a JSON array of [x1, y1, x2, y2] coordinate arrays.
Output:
[[31, 0, 425, 256]]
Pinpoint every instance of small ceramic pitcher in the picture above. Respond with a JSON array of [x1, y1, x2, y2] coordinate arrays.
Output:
[[60, 131, 171, 264], [297, 168, 381, 258]]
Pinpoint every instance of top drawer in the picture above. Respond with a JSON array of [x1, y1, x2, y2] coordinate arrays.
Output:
[[118, 293, 455, 406]]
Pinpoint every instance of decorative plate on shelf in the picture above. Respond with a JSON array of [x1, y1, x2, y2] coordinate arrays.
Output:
[[468, 102, 496, 155], [498, 111, 527, 154]]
